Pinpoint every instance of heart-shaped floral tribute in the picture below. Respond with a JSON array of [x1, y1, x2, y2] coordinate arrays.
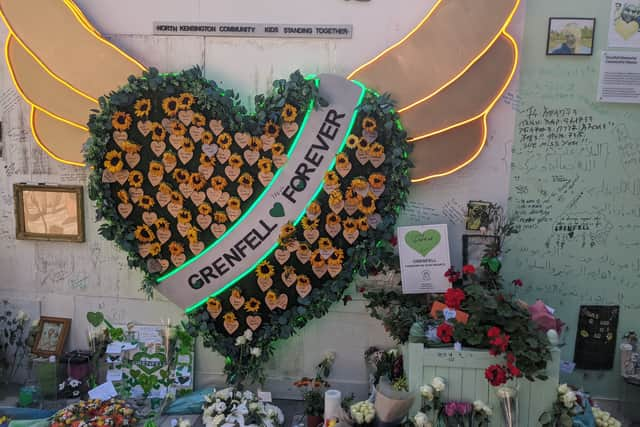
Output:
[[86, 67, 411, 384]]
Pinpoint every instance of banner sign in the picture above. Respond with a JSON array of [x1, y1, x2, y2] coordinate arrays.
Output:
[[153, 22, 353, 39]]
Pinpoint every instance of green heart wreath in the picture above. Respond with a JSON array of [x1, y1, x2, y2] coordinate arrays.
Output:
[[85, 67, 411, 384]]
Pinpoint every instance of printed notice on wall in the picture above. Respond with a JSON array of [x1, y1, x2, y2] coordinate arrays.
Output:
[[397, 224, 451, 294], [597, 51, 640, 103]]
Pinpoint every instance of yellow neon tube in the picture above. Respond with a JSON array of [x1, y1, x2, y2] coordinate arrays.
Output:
[[406, 30, 518, 142], [30, 108, 86, 167]]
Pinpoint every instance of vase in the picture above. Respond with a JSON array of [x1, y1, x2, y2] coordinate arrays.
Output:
[[307, 415, 323, 427], [496, 386, 518, 427]]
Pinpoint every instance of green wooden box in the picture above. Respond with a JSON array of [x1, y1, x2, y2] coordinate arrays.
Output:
[[403, 343, 561, 426]]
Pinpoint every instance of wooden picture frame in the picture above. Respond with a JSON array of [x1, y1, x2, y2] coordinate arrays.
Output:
[[465, 200, 492, 231], [32, 316, 71, 357], [14, 184, 85, 242], [546, 17, 596, 56]]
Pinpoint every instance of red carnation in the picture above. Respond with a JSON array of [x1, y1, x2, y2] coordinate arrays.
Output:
[[512, 279, 523, 287], [485, 364, 508, 386], [444, 267, 461, 283], [389, 235, 398, 247], [490, 334, 510, 354], [487, 326, 502, 338], [437, 322, 454, 343], [444, 288, 466, 309], [462, 264, 476, 274], [507, 362, 522, 377]]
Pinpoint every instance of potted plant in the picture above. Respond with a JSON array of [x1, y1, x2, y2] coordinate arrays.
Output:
[[294, 352, 335, 427]]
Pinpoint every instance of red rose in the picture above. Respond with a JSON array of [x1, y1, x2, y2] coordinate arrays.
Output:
[[437, 322, 454, 343], [444, 267, 461, 283], [487, 326, 502, 338], [507, 362, 522, 378], [444, 288, 466, 309], [485, 364, 508, 386], [462, 264, 476, 274]]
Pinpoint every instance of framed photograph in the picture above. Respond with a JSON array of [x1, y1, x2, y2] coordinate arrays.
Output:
[[547, 18, 596, 56], [462, 234, 499, 267], [466, 201, 492, 231], [32, 316, 71, 357], [14, 184, 85, 242]]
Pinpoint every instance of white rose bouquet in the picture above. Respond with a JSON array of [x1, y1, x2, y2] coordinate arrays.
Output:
[[349, 401, 375, 427], [412, 377, 446, 427], [592, 407, 622, 427], [202, 387, 284, 427]]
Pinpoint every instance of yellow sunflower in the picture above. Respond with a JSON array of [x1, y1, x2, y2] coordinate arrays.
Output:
[[281, 104, 298, 122], [213, 211, 228, 223], [181, 138, 195, 153], [345, 188, 361, 203], [158, 183, 172, 195], [324, 171, 340, 187], [326, 213, 341, 227], [272, 143, 285, 156], [297, 275, 311, 287], [162, 151, 176, 164], [352, 177, 368, 192], [346, 134, 359, 149], [170, 121, 187, 136], [362, 117, 377, 132], [133, 98, 151, 118], [227, 197, 241, 210], [310, 250, 325, 267], [134, 224, 155, 243], [149, 161, 164, 176], [244, 298, 261, 313], [249, 136, 262, 152], [336, 152, 349, 166], [149, 242, 162, 257], [369, 142, 385, 158], [192, 113, 206, 127], [151, 122, 166, 141], [328, 249, 344, 265], [231, 289, 242, 300], [128, 171, 144, 188], [170, 191, 184, 205], [138, 195, 155, 210], [356, 138, 369, 151], [216, 133, 233, 150], [112, 111, 132, 131], [178, 92, 195, 110], [155, 218, 170, 230], [257, 158, 272, 173], [117, 189, 129, 204], [121, 141, 141, 154], [359, 196, 376, 215], [238, 173, 254, 187], [169, 241, 184, 256], [198, 203, 212, 216], [318, 237, 333, 251], [207, 298, 221, 313], [298, 243, 311, 255], [211, 176, 228, 190], [177, 209, 192, 224], [357, 216, 369, 231], [189, 173, 205, 191], [172, 168, 190, 184], [256, 260, 275, 279], [279, 223, 296, 241], [186, 227, 199, 244], [104, 150, 123, 173], [343, 218, 357, 232], [263, 120, 280, 138], [222, 312, 237, 323], [306, 202, 321, 217], [301, 217, 319, 230], [329, 190, 343, 205], [368, 173, 386, 189], [162, 97, 179, 116], [265, 290, 278, 304], [200, 153, 215, 167], [228, 154, 244, 169], [201, 131, 214, 145]]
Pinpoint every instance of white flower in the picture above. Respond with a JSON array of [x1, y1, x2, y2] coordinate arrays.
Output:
[[323, 351, 336, 362], [68, 379, 81, 388], [250, 347, 262, 357], [557, 384, 569, 395], [58, 382, 66, 391], [561, 391, 577, 408], [420, 385, 434, 400], [413, 411, 429, 427], [16, 310, 27, 322], [235, 336, 247, 346], [178, 419, 191, 427], [243, 390, 255, 401], [248, 402, 259, 411], [473, 400, 485, 411], [214, 401, 227, 413], [243, 329, 253, 341], [431, 377, 445, 392], [211, 414, 225, 427], [482, 405, 492, 416], [31, 319, 39, 328]]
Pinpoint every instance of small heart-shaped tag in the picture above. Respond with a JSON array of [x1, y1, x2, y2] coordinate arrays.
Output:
[[202, 143, 219, 157], [189, 126, 204, 142], [163, 157, 177, 173], [243, 149, 260, 166], [355, 149, 370, 165], [148, 173, 163, 187], [282, 271, 297, 287], [157, 228, 171, 244], [178, 149, 194, 165], [142, 211, 158, 226], [150, 140, 166, 157], [224, 166, 240, 182], [370, 185, 386, 198], [211, 223, 227, 238], [117, 203, 133, 219], [328, 264, 342, 278], [277, 294, 288, 309], [258, 171, 274, 187], [167, 202, 182, 217], [125, 152, 141, 168], [207, 300, 222, 319], [226, 207, 241, 222], [177, 222, 191, 237], [246, 315, 262, 331], [260, 135, 275, 150], [156, 191, 170, 206], [325, 223, 341, 238], [234, 132, 250, 148], [296, 248, 311, 264], [370, 153, 386, 168], [216, 192, 230, 207], [179, 183, 194, 199], [189, 241, 205, 255], [102, 169, 116, 183], [191, 191, 206, 206], [196, 214, 212, 230], [209, 119, 224, 135], [362, 129, 378, 143], [274, 249, 290, 264], [257, 277, 273, 292], [345, 199, 359, 216], [169, 134, 184, 150], [199, 164, 214, 180], [224, 319, 239, 335], [206, 188, 222, 204], [281, 122, 299, 139], [230, 294, 245, 310], [113, 131, 128, 147], [138, 242, 151, 258], [114, 170, 129, 185], [147, 258, 163, 273], [330, 200, 344, 214], [273, 154, 287, 168], [343, 229, 359, 245], [368, 213, 382, 229], [296, 281, 312, 298], [137, 120, 152, 136], [312, 263, 328, 278], [237, 185, 253, 201], [303, 229, 320, 244], [178, 110, 194, 126], [336, 162, 352, 177], [129, 187, 143, 203]]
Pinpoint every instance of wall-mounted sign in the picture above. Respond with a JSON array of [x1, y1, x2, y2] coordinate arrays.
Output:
[[397, 224, 451, 294], [574, 305, 619, 370], [153, 22, 353, 39], [597, 51, 640, 104]]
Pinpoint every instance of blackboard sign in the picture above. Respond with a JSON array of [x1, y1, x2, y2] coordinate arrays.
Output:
[[573, 305, 619, 370]]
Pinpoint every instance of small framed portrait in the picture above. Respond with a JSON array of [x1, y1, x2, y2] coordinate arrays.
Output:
[[466, 201, 492, 231], [462, 234, 500, 268], [546, 18, 596, 56], [32, 316, 71, 357], [14, 184, 85, 242]]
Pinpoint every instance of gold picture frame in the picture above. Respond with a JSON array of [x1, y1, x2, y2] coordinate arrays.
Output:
[[14, 184, 85, 242], [32, 316, 71, 357]]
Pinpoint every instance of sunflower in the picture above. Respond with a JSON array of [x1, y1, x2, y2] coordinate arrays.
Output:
[[158, 183, 172, 195], [211, 176, 228, 190], [117, 189, 129, 204], [134, 224, 155, 243], [104, 150, 123, 173], [343, 218, 358, 232], [298, 243, 311, 255], [189, 172, 206, 190], [213, 211, 228, 223], [238, 173, 254, 187], [170, 191, 184, 205], [369, 142, 385, 158], [163, 151, 176, 164], [201, 131, 214, 145], [198, 203, 212, 216], [318, 237, 333, 251], [172, 168, 190, 184], [112, 111, 132, 131], [169, 241, 184, 256], [216, 133, 233, 150], [326, 213, 341, 227], [301, 217, 318, 230], [149, 161, 164, 176], [283, 265, 296, 279], [138, 195, 155, 210], [307, 202, 321, 217], [263, 120, 280, 138], [281, 104, 298, 122], [186, 227, 199, 244], [155, 218, 170, 230], [357, 216, 369, 231], [336, 153, 349, 166], [177, 93, 195, 110], [162, 97, 179, 116], [328, 249, 344, 265], [356, 138, 369, 151], [128, 171, 144, 188], [297, 275, 311, 287], [249, 136, 262, 152], [329, 190, 343, 205], [169, 121, 187, 136], [200, 154, 215, 167], [231, 289, 242, 300], [279, 223, 296, 241], [207, 298, 221, 313], [362, 117, 377, 132], [265, 290, 277, 304], [346, 134, 359, 149], [359, 196, 376, 215], [310, 250, 325, 267], [181, 138, 195, 153], [324, 171, 340, 187], [257, 158, 272, 173], [228, 154, 244, 169], [133, 98, 151, 118], [244, 298, 261, 313], [121, 141, 141, 154], [192, 113, 206, 127], [148, 242, 162, 257], [151, 123, 166, 141], [177, 209, 192, 224], [368, 173, 386, 189], [222, 312, 237, 323], [227, 197, 241, 210], [256, 260, 275, 279], [351, 177, 368, 192], [272, 143, 285, 156], [345, 188, 361, 203]]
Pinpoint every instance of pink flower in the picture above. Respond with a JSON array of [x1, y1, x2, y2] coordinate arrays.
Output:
[[444, 402, 457, 417], [455, 402, 472, 415]]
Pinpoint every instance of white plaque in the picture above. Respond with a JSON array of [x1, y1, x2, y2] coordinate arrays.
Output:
[[597, 51, 640, 104]]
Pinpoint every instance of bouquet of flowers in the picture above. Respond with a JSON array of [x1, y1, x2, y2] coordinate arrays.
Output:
[[50, 399, 137, 427], [201, 388, 284, 427], [442, 402, 472, 427], [592, 407, 622, 427], [293, 351, 335, 423], [411, 376, 446, 427], [349, 401, 375, 427], [539, 384, 597, 427], [58, 377, 83, 398]]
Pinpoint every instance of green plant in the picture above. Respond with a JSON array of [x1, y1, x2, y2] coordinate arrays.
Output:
[[293, 352, 335, 416], [0, 301, 37, 382]]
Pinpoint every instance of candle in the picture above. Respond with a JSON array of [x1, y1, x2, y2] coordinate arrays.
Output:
[[324, 389, 342, 422]]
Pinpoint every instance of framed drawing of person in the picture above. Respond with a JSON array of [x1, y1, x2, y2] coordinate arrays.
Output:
[[32, 316, 71, 357]]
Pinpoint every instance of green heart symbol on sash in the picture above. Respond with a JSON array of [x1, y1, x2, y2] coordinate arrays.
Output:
[[405, 230, 441, 257], [132, 351, 166, 375], [269, 202, 285, 218]]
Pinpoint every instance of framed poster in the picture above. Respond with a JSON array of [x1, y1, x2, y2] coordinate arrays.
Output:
[[397, 224, 451, 294], [546, 18, 596, 56], [574, 305, 619, 370], [32, 316, 71, 357]]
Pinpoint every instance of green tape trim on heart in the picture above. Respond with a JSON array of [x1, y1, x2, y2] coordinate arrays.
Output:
[[405, 229, 441, 257], [184, 79, 367, 313]]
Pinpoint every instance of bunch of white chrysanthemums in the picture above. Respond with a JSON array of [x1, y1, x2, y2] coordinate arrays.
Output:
[[202, 388, 284, 427], [349, 401, 375, 425], [557, 384, 578, 409], [592, 407, 622, 427]]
